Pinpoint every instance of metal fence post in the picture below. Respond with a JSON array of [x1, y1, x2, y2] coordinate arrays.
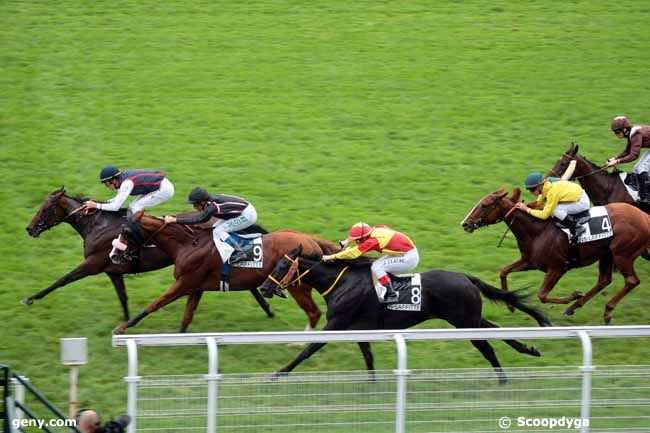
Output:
[[206, 337, 220, 433], [577, 331, 593, 433], [393, 334, 409, 433], [125, 339, 140, 433]]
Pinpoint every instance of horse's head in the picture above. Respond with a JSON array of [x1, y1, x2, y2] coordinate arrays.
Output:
[[260, 245, 304, 298], [109, 212, 148, 264], [26, 186, 69, 237], [461, 188, 518, 232], [547, 143, 581, 179]]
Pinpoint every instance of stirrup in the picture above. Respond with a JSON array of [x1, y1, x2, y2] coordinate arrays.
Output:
[[379, 290, 399, 304], [229, 250, 247, 263]]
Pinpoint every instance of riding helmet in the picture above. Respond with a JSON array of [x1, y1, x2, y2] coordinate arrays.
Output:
[[524, 172, 545, 189], [611, 116, 631, 131], [186, 187, 210, 204], [347, 222, 372, 241], [99, 166, 122, 182]]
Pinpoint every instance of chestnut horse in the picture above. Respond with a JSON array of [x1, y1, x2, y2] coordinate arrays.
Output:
[[24, 187, 275, 324], [110, 212, 339, 334], [462, 188, 650, 323], [548, 143, 648, 210]]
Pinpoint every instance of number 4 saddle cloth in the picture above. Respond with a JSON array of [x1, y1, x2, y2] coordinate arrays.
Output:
[[555, 206, 613, 244]]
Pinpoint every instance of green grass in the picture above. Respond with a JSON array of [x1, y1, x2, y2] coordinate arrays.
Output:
[[2, 0, 650, 421]]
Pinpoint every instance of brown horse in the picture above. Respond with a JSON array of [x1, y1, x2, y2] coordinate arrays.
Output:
[[548, 143, 646, 209], [461, 188, 650, 323], [24, 187, 275, 325], [110, 212, 339, 334]]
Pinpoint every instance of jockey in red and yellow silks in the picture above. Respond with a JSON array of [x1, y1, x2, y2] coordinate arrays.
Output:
[[322, 222, 419, 304]]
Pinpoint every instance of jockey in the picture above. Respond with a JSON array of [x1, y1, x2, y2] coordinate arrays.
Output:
[[164, 187, 257, 263], [322, 222, 419, 304], [514, 172, 590, 243], [605, 115, 650, 204], [84, 166, 174, 216]]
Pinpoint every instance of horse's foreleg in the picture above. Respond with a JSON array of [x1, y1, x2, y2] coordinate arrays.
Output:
[[107, 273, 129, 321], [269, 318, 345, 379], [249, 288, 274, 318], [565, 256, 613, 317], [470, 340, 507, 385], [537, 269, 579, 304], [604, 258, 640, 324], [287, 285, 322, 331], [113, 279, 190, 335], [499, 258, 531, 312], [22, 258, 103, 305], [179, 291, 204, 333]]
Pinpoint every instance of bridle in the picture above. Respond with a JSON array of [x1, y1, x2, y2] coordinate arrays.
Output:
[[265, 254, 348, 297]]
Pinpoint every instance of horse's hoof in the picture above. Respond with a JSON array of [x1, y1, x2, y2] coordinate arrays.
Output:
[[563, 308, 575, 317], [530, 346, 541, 357], [604, 316, 613, 326], [112, 325, 126, 335], [498, 377, 508, 386], [266, 311, 275, 319], [572, 290, 584, 299], [266, 371, 288, 381], [21, 298, 33, 306], [507, 304, 516, 313]]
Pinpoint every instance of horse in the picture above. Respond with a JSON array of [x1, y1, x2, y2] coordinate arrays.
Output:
[[461, 188, 650, 323], [109, 212, 340, 334], [548, 143, 648, 210], [260, 246, 549, 384], [24, 187, 274, 326]]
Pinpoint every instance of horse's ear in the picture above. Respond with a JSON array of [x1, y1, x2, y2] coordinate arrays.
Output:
[[510, 187, 521, 202], [297, 244, 303, 256], [574, 144, 579, 154], [493, 188, 505, 196], [567, 142, 575, 153]]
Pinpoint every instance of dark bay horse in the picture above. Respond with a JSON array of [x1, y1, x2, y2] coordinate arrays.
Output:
[[109, 213, 339, 334], [548, 143, 647, 210], [24, 187, 274, 324], [260, 246, 549, 384], [461, 188, 650, 322]]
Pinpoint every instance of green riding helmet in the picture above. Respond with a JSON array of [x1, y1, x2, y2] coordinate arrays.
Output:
[[186, 187, 210, 204], [524, 172, 545, 189]]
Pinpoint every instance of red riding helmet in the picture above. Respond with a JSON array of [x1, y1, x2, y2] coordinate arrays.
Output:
[[347, 222, 372, 241], [611, 116, 631, 131]]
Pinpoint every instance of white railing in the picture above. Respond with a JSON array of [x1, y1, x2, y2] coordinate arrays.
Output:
[[113, 325, 650, 433]]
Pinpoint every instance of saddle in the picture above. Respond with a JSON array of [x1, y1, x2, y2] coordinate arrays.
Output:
[[553, 210, 590, 230]]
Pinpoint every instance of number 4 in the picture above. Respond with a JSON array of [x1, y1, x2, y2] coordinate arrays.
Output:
[[602, 217, 611, 231]]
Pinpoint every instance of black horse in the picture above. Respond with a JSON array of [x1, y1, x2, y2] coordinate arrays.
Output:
[[261, 246, 551, 384], [24, 187, 273, 328]]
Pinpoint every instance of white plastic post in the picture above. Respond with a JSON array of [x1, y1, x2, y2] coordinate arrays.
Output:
[[577, 331, 593, 433], [69, 367, 78, 419], [393, 334, 409, 433], [11, 377, 26, 423], [206, 337, 220, 433], [125, 339, 140, 433]]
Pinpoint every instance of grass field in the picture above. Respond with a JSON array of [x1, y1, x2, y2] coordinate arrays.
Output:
[[2, 0, 650, 421]]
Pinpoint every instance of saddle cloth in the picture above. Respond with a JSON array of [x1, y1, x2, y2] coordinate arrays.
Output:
[[556, 206, 613, 244], [377, 273, 423, 312], [620, 172, 640, 202]]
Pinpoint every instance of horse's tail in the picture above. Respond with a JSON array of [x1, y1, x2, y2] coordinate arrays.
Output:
[[310, 235, 341, 254], [466, 275, 552, 327]]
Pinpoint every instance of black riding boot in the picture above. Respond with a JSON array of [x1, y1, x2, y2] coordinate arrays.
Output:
[[563, 215, 586, 244], [229, 247, 247, 263], [638, 172, 650, 204], [379, 282, 399, 304]]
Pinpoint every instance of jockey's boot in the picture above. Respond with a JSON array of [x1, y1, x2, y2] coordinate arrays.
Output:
[[378, 281, 399, 304], [225, 234, 247, 263], [638, 172, 650, 205], [563, 215, 586, 244]]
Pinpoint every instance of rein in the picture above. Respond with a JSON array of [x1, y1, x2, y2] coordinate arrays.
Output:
[[267, 255, 349, 297]]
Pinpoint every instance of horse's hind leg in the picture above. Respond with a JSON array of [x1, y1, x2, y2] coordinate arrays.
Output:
[[179, 291, 204, 333], [538, 269, 581, 304], [481, 318, 540, 357], [470, 340, 507, 385], [108, 273, 130, 321], [357, 342, 376, 382], [565, 255, 613, 317], [604, 256, 640, 324]]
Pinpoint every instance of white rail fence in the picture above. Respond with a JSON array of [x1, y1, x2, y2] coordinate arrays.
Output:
[[113, 326, 650, 433]]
